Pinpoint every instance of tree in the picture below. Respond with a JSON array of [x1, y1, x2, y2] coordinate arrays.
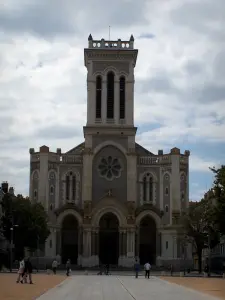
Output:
[[183, 198, 219, 273], [210, 165, 225, 235], [1, 193, 50, 259]]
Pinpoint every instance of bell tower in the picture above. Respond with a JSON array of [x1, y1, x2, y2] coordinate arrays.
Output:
[[83, 34, 138, 136]]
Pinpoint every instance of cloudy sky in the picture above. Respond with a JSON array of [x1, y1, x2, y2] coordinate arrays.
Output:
[[0, 0, 224, 200]]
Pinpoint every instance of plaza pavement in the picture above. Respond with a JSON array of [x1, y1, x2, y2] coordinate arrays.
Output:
[[37, 275, 220, 300]]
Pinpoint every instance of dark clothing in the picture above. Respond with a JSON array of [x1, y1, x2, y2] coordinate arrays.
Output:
[[24, 261, 33, 274], [53, 267, 57, 274], [134, 262, 140, 278], [66, 261, 71, 276], [145, 270, 150, 278]]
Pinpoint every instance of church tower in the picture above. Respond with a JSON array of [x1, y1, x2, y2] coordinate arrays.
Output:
[[84, 34, 138, 137]]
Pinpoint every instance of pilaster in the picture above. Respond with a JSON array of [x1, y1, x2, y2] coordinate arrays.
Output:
[[170, 148, 181, 213], [82, 148, 93, 205], [159, 167, 163, 210], [127, 151, 137, 203], [39, 146, 49, 210]]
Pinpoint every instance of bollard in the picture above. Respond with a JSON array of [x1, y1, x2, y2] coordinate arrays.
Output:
[[180, 272, 184, 277]]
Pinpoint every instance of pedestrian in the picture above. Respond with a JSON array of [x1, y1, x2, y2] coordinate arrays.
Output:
[[52, 258, 58, 275], [144, 262, 151, 279], [134, 259, 140, 278], [66, 259, 71, 276], [105, 264, 109, 275], [22, 257, 33, 284], [16, 257, 25, 283]]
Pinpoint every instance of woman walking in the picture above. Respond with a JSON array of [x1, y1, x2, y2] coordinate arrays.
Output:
[[16, 258, 25, 283]]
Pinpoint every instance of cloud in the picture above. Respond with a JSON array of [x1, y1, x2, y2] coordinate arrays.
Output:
[[0, 0, 224, 201]]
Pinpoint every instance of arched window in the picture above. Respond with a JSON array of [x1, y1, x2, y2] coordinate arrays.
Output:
[[66, 174, 70, 200], [143, 176, 147, 202], [141, 173, 154, 203], [165, 187, 169, 196], [96, 76, 102, 119], [50, 186, 54, 195], [72, 175, 76, 200], [149, 177, 153, 201], [107, 72, 114, 119], [119, 76, 125, 119], [65, 172, 77, 202]]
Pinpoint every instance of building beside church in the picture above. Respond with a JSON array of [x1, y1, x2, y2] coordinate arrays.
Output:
[[29, 34, 192, 268]]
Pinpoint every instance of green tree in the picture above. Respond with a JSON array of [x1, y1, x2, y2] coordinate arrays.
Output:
[[183, 198, 219, 273], [210, 165, 225, 235], [2, 193, 50, 258]]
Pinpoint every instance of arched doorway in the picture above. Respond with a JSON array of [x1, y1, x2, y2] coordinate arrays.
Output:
[[99, 213, 119, 265], [61, 214, 78, 264], [139, 216, 156, 265]]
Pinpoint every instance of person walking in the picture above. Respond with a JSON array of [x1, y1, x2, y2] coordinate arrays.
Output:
[[66, 259, 71, 276], [134, 259, 140, 278], [144, 262, 151, 279], [52, 259, 58, 275], [16, 257, 25, 283], [22, 257, 33, 284]]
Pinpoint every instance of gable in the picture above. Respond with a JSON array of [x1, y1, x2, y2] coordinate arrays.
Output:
[[65, 142, 85, 155], [135, 143, 155, 156]]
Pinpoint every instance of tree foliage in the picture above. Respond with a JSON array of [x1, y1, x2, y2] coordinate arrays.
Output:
[[210, 165, 225, 235], [182, 198, 220, 272], [1, 193, 50, 257]]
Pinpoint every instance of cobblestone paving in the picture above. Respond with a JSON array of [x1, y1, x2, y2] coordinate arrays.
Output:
[[37, 275, 220, 300]]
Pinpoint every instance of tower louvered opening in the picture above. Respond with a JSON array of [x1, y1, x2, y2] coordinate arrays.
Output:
[[107, 72, 114, 119]]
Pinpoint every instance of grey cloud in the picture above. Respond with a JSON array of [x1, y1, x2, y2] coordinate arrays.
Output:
[[213, 50, 225, 80], [138, 73, 179, 95], [0, 0, 148, 38], [194, 83, 225, 103], [138, 33, 155, 39], [183, 60, 204, 75], [170, 0, 225, 41], [35, 124, 81, 139]]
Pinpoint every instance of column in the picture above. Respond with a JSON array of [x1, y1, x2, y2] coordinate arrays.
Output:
[[91, 231, 95, 256], [102, 79, 107, 123], [119, 232, 123, 257], [56, 229, 61, 256], [78, 227, 83, 256], [95, 231, 99, 257], [114, 80, 120, 124], [123, 232, 127, 256]]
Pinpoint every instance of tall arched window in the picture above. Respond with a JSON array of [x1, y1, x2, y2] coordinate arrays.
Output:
[[143, 176, 147, 202], [66, 174, 70, 200], [65, 172, 78, 203], [96, 76, 102, 119], [119, 76, 125, 119], [72, 175, 76, 200], [141, 174, 154, 204], [107, 72, 114, 119]]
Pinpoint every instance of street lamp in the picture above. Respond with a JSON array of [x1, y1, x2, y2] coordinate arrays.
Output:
[[207, 232, 211, 277]]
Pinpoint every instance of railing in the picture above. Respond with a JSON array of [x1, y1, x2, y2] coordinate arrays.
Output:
[[60, 155, 82, 164], [90, 39, 133, 50], [139, 155, 171, 165]]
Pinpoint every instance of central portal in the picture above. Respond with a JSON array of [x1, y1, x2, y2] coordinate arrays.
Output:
[[99, 213, 119, 265]]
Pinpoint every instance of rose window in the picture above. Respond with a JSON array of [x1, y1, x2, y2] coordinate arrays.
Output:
[[98, 156, 122, 180]]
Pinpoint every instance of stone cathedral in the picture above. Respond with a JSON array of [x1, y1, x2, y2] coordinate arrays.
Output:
[[29, 34, 192, 268]]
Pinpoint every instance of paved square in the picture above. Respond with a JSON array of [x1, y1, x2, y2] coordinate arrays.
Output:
[[37, 275, 220, 300]]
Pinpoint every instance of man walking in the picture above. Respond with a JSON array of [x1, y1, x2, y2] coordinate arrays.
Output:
[[144, 262, 151, 279], [22, 257, 33, 284], [134, 259, 140, 278], [52, 259, 58, 274], [66, 259, 71, 276]]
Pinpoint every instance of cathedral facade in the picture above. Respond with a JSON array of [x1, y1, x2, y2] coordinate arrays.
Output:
[[29, 35, 192, 268]]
